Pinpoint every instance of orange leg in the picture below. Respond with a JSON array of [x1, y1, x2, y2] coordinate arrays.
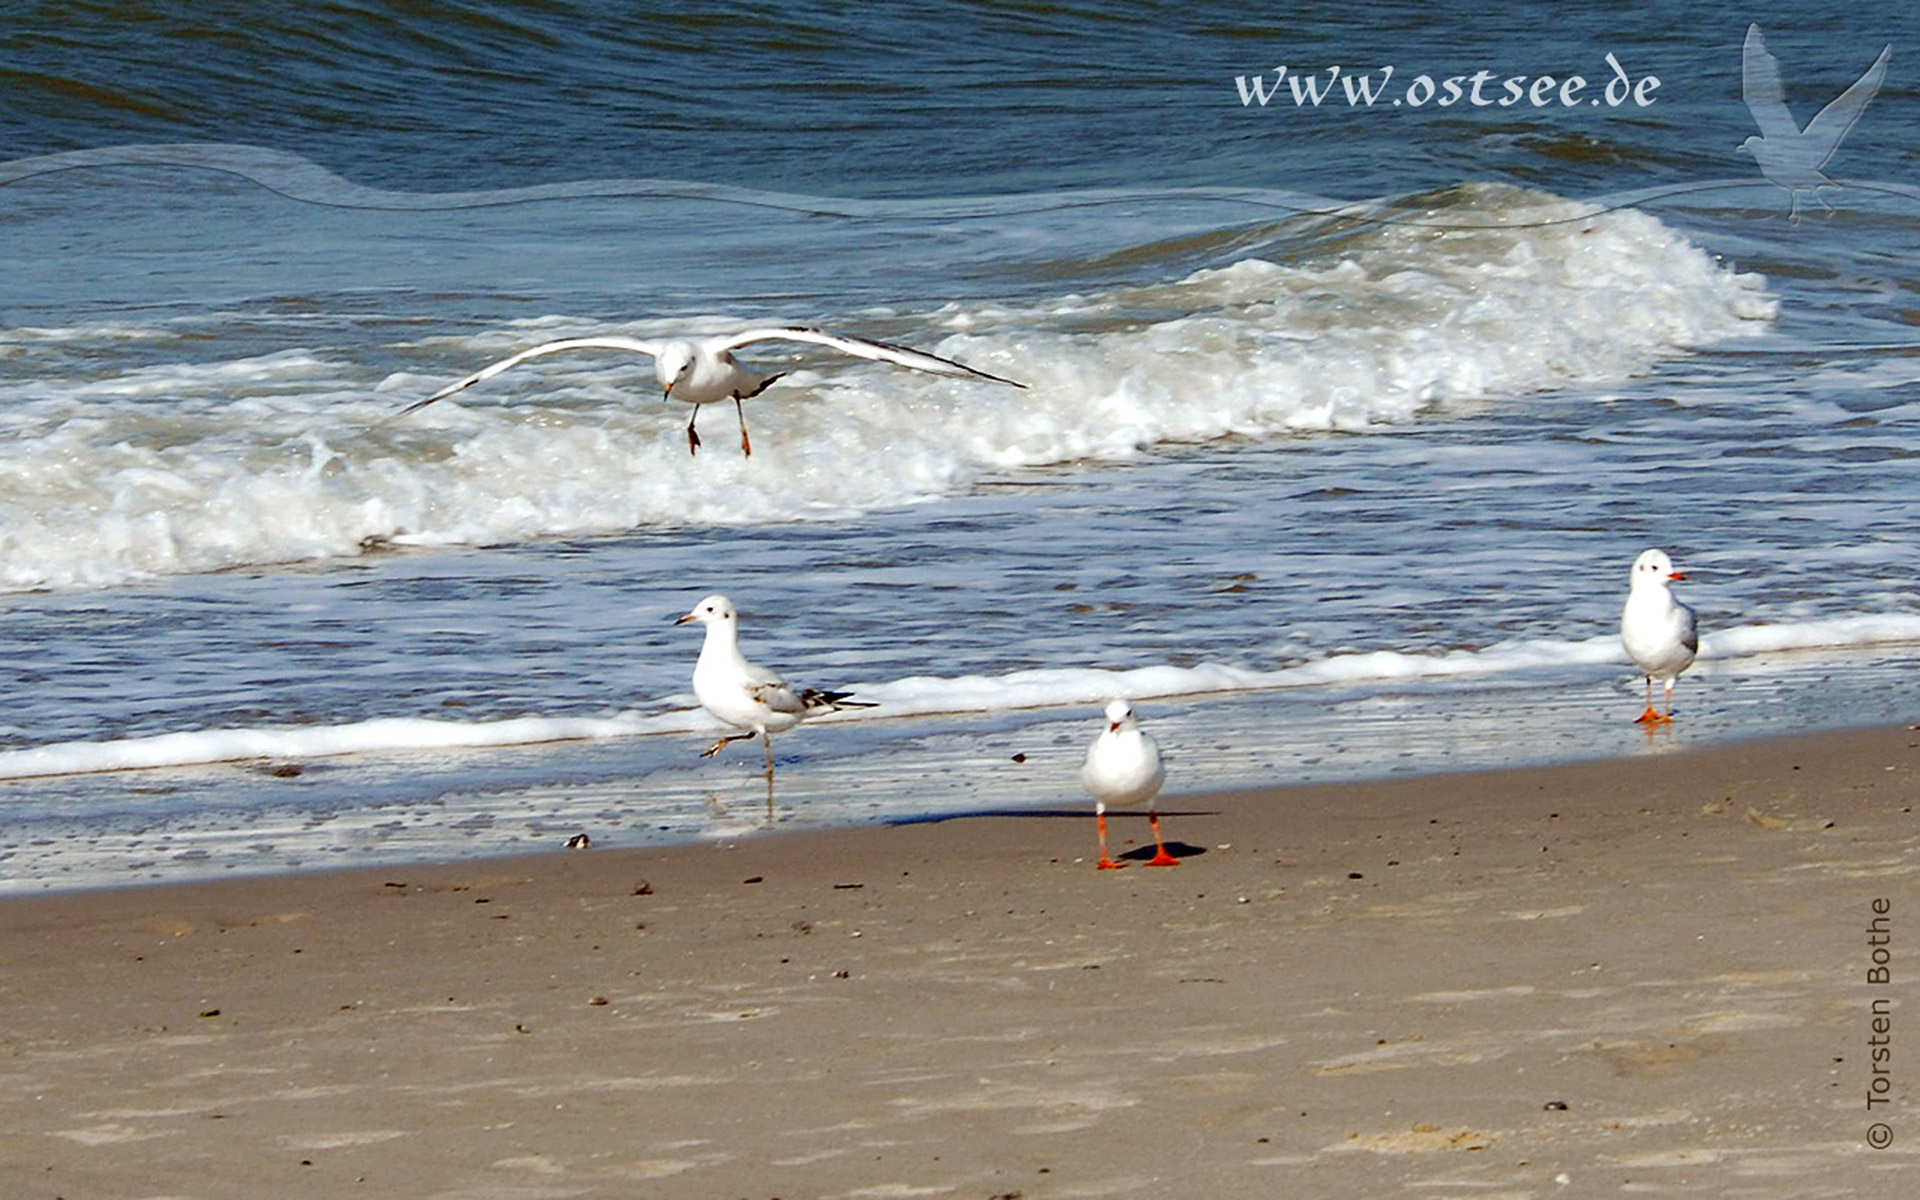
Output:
[[1145, 811, 1178, 867], [735, 397, 753, 458], [701, 732, 756, 758], [1634, 675, 1668, 725], [1096, 806, 1123, 870]]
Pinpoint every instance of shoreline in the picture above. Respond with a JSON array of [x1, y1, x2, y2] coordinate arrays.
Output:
[[6, 640, 1919, 898], [4, 717, 1910, 906], [1, 723, 1915, 1197]]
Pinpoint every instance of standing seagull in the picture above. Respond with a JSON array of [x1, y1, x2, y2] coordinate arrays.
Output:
[[675, 594, 872, 802], [396, 327, 1025, 456], [1738, 23, 1890, 223], [1620, 549, 1698, 726], [1082, 699, 1175, 870]]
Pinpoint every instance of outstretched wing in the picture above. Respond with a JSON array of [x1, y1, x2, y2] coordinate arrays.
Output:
[[395, 336, 663, 419], [1802, 42, 1890, 169], [1741, 25, 1800, 140], [717, 326, 1026, 389]]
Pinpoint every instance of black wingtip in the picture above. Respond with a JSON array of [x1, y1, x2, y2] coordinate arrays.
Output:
[[971, 366, 1027, 389], [392, 378, 477, 421], [803, 688, 878, 712]]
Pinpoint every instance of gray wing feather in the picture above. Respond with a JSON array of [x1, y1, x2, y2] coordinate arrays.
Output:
[[717, 326, 1026, 389], [751, 682, 808, 716], [396, 336, 663, 418], [748, 683, 876, 717]]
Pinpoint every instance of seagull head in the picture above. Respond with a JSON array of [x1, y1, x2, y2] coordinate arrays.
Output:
[[1102, 699, 1137, 733], [1630, 548, 1685, 586], [656, 342, 697, 396], [675, 593, 736, 627]]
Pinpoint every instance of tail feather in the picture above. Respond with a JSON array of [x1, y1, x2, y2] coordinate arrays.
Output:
[[799, 688, 876, 714]]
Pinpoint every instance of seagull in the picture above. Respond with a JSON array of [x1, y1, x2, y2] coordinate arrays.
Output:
[[1738, 23, 1890, 223], [1620, 548, 1698, 726], [396, 327, 1026, 456], [1082, 699, 1174, 869], [674, 594, 872, 796]]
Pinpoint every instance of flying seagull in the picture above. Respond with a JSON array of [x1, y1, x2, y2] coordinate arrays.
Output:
[[397, 327, 1026, 456], [1739, 23, 1890, 222], [675, 593, 872, 805], [1620, 548, 1698, 726]]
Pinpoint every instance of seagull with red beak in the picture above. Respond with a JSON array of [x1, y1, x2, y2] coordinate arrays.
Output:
[[1082, 699, 1174, 869], [1621, 548, 1698, 725]]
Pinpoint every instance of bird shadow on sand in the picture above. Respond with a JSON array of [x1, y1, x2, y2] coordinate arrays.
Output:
[[1114, 839, 1207, 863], [884, 808, 1212, 862], [885, 806, 1215, 826]]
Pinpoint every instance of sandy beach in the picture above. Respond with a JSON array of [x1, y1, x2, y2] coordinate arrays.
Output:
[[1, 725, 1913, 1199]]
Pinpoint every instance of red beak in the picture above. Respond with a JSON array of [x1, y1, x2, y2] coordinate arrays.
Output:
[[1668, 571, 1686, 581]]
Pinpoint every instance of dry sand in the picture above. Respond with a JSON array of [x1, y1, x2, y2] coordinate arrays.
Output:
[[1, 725, 1915, 1199]]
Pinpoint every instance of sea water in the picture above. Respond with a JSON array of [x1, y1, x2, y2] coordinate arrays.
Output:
[[1, 2, 1916, 890]]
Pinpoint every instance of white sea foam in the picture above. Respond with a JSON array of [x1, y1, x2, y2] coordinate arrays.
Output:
[[0, 714, 660, 781], [0, 613, 1908, 782], [0, 188, 1772, 591], [849, 614, 1920, 718]]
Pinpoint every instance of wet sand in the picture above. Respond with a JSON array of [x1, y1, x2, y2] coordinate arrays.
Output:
[[1, 725, 1914, 1198]]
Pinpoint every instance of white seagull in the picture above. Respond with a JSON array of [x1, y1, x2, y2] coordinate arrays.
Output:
[[396, 327, 1026, 456], [675, 594, 872, 792], [1739, 24, 1890, 223], [1082, 699, 1175, 870], [1620, 548, 1699, 725]]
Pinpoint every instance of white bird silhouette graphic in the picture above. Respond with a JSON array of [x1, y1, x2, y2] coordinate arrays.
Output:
[[1738, 23, 1890, 223]]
